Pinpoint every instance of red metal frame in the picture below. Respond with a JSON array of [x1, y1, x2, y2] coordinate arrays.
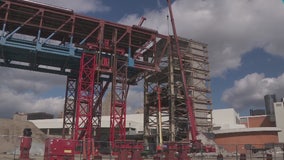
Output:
[[115, 140, 144, 160], [110, 60, 129, 148], [93, 81, 110, 142], [74, 53, 97, 140], [44, 138, 75, 160], [0, 0, 208, 157], [62, 76, 77, 138], [0, 0, 169, 73], [91, 82, 103, 145]]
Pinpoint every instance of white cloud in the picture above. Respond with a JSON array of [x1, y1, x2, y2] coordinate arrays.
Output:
[[0, 87, 64, 118], [33, 0, 110, 13], [221, 73, 284, 110], [0, 68, 65, 94], [0, 67, 66, 118], [119, 0, 284, 76], [127, 85, 144, 113], [0, 67, 145, 117], [0, 0, 111, 118], [32, 97, 64, 114], [3, 0, 284, 118]]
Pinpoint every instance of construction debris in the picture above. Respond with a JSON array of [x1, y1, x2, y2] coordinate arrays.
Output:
[[0, 118, 46, 155]]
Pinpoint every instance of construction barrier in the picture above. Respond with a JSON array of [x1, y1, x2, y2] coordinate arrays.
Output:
[[2, 137, 284, 160]]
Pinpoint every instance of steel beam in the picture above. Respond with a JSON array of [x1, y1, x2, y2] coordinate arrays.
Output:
[[0, 0, 168, 76], [62, 76, 77, 138], [110, 59, 129, 149], [74, 53, 97, 140]]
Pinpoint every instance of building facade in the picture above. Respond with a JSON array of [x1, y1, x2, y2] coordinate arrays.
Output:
[[213, 108, 281, 153], [274, 102, 284, 142]]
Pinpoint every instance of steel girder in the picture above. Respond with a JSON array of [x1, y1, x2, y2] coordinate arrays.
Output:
[[93, 81, 110, 142], [144, 75, 171, 151], [0, 0, 213, 154], [110, 59, 129, 149], [74, 53, 97, 140], [62, 76, 77, 138], [0, 0, 169, 78]]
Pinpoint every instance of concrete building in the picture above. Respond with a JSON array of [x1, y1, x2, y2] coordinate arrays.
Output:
[[30, 114, 144, 136], [212, 108, 246, 130], [274, 102, 284, 142], [264, 94, 276, 116], [240, 115, 275, 128], [214, 127, 280, 153], [13, 112, 54, 121], [212, 108, 281, 153]]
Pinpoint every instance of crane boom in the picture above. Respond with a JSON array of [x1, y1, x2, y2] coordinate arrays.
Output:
[[166, 0, 198, 142]]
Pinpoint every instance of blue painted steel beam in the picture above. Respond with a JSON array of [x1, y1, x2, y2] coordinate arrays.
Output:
[[0, 0, 169, 81]]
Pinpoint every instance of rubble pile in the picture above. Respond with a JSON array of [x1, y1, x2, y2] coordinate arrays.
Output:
[[0, 118, 46, 155]]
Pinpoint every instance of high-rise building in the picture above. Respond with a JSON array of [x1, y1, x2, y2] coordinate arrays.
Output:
[[264, 94, 276, 116], [264, 94, 277, 122]]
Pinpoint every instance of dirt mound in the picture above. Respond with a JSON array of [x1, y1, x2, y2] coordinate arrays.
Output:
[[0, 118, 46, 154]]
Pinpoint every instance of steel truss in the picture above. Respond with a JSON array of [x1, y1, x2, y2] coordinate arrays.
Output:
[[110, 59, 129, 148], [0, 0, 214, 158], [144, 77, 171, 149], [62, 76, 77, 138], [0, 1, 170, 150], [0, 0, 169, 76], [93, 81, 110, 142], [74, 52, 97, 141]]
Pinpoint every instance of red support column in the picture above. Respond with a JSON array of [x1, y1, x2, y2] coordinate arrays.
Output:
[[74, 53, 97, 140], [110, 60, 128, 149], [73, 52, 98, 159], [62, 76, 77, 139], [93, 81, 110, 141], [93, 82, 103, 139]]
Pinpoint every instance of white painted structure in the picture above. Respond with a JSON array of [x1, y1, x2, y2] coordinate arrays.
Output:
[[212, 108, 246, 130], [30, 114, 144, 135], [30, 108, 282, 140], [213, 127, 281, 134], [30, 108, 246, 136], [274, 102, 284, 142]]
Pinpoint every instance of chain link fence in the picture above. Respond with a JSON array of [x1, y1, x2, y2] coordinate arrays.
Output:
[[212, 143, 284, 160], [1, 136, 284, 160], [0, 134, 45, 160]]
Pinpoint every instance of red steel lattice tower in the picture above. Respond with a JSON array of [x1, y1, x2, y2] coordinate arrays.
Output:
[[62, 76, 77, 138], [74, 52, 97, 140], [110, 59, 128, 148], [93, 81, 110, 142]]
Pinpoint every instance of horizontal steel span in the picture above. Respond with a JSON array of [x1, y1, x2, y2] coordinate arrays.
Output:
[[0, 0, 169, 80]]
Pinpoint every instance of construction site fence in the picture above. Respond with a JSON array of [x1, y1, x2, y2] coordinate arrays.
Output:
[[1, 135, 284, 160], [212, 143, 284, 160]]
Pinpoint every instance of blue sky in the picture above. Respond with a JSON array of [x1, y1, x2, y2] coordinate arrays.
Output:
[[1, 0, 284, 118]]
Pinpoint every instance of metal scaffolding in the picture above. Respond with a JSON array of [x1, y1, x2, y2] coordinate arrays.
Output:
[[144, 37, 212, 146]]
